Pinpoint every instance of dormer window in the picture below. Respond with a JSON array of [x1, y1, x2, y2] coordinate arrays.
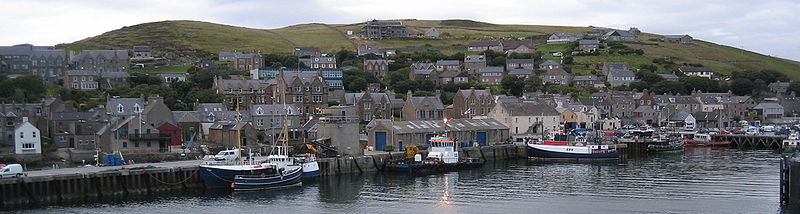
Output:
[[207, 112, 216, 122], [134, 104, 141, 113], [256, 107, 263, 115], [118, 104, 124, 113]]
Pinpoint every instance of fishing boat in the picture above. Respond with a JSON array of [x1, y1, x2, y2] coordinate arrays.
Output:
[[783, 132, 799, 153], [296, 153, 320, 179], [684, 133, 730, 147], [385, 135, 483, 174], [527, 132, 619, 160], [230, 99, 304, 191], [647, 138, 685, 153]]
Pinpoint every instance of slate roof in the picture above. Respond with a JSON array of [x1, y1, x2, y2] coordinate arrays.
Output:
[[407, 96, 444, 109], [464, 55, 486, 63], [196, 103, 226, 112], [507, 68, 534, 76], [436, 60, 461, 67], [498, 102, 560, 116], [439, 71, 460, 78], [754, 102, 784, 109], [540, 60, 561, 67], [609, 69, 636, 78], [367, 118, 508, 134], [678, 66, 713, 73], [172, 111, 202, 123], [343, 92, 390, 105], [65, 70, 98, 76], [578, 98, 611, 106], [71, 50, 129, 62], [410, 63, 435, 70], [579, 39, 600, 45], [468, 41, 502, 47], [542, 68, 570, 76], [52, 111, 99, 121], [668, 110, 692, 121], [217, 79, 273, 90], [658, 73, 679, 80], [458, 89, 492, 98], [573, 76, 598, 81], [478, 66, 504, 73], [283, 72, 323, 85], [612, 96, 635, 105], [250, 104, 300, 116], [506, 59, 534, 65], [633, 105, 655, 113], [107, 97, 144, 116], [604, 30, 635, 38], [664, 35, 690, 39], [357, 45, 382, 55]]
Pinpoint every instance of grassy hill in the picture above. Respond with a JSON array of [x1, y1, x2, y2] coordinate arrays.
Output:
[[63, 19, 800, 79]]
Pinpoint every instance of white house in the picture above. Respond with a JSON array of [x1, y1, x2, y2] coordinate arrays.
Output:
[[488, 102, 561, 135], [15, 117, 41, 154]]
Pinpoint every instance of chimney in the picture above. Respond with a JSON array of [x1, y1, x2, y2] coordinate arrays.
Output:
[[22, 117, 28, 123], [406, 90, 413, 99], [435, 89, 441, 98]]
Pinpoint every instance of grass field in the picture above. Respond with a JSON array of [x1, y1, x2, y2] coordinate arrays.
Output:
[[63, 19, 800, 80]]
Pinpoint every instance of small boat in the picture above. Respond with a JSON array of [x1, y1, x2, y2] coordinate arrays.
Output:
[[385, 135, 483, 174], [647, 138, 685, 153], [684, 133, 730, 147], [527, 133, 619, 160], [783, 132, 799, 153], [231, 164, 303, 191], [296, 154, 320, 179]]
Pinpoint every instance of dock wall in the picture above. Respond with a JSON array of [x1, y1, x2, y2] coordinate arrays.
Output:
[[0, 144, 526, 210]]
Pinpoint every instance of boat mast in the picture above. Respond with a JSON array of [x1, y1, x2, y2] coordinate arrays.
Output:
[[236, 90, 242, 160]]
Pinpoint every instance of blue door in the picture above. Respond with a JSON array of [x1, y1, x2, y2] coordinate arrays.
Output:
[[476, 132, 487, 146], [398, 141, 404, 151], [426, 134, 435, 145], [375, 132, 387, 151]]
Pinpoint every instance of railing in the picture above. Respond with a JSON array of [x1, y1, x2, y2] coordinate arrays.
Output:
[[129, 133, 171, 141]]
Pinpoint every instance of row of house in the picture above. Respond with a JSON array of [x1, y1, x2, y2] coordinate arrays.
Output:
[[1, 44, 132, 83]]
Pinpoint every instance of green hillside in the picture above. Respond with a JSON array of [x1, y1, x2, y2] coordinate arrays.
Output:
[[63, 19, 800, 79]]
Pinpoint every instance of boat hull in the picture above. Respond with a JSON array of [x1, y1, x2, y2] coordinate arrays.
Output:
[[233, 167, 303, 191], [302, 161, 320, 179], [684, 140, 730, 147], [199, 165, 276, 188], [385, 159, 483, 174], [527, 144, 619, 160], [648, 142, 685, 153]]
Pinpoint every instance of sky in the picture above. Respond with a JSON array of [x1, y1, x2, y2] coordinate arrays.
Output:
[[1, 0, 798, 61]]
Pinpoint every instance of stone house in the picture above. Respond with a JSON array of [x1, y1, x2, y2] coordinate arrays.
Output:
[[664, 35, 694, 44], [665, 110, 696, 130], [572, 76, 599, 87], [504, 44, 535, 54], [602, 62, 629, 75], [611, 96, 636, 119], [540, 68, 572, 85], [578, 39, 600, 52], [249, 104, 302, 142], [547, 32, 582, 44], [0, 44, 68, 83], [539, 60, 561, 70], [463, 55, 487, 74], [632, 106, 657, 126], [218, 51, 263, 71], [506, 59, 535, 70], [213, 77, 276, 111], [409, 64, 437, 81], [467, 41, 503, 52], [425, 27, 440, 38], [366, 118, 509, 151], [357, 45, 384, 56], [694, 109, 732, 128], [435, 60, 461, 72], [602, 30, 637, 41], [207, 121, 258, 148], [362, 20, 408, 39], [607, 69, 637, 87], [342, 91, 393, 122], [507, 68, 534, 79], [132, 46, 152, 59], [402, 91, 445, 121], [276, 71, 329, 117], [769, 81, 791, 94], [364, 59, 389, 78], [489, 102, 561, 135], [453, 89, 495, 119], [70, 50, 129, 72], [63, 70, 99, 90], [154, 73, 188, 85], [478, 66, 505, 85], [300, 56, 337, 69], [753, 102, 784, 119]]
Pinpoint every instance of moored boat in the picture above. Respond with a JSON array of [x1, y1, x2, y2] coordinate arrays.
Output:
[[783, 132, 799, 153], [385, 135, 483, 174], [647, 138, 685, 153], [684, 133, 730, 147], [527, 133, 619, 160], [231, 164, 303, 191], [296, 154, 320, 179]]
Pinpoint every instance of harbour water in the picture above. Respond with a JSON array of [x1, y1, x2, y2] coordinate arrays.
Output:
[[30, 147, 790, 213]]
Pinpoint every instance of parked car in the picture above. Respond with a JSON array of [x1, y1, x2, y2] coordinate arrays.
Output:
[[0, 164, 24, 178], [761, 125, 776, 132]]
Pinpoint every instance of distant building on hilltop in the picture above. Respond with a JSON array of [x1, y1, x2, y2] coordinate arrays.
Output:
[[362, 20, 408, 39]]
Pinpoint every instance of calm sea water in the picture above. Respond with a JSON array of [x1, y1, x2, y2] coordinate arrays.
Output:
[[31, 148, 792, 213]]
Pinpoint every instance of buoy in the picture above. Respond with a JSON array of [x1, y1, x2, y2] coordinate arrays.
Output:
[[230, 183, 235, 188]]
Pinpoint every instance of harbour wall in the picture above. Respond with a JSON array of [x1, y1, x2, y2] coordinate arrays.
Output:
[[0, 144, 526, 210], [781, 154, 800, 207]]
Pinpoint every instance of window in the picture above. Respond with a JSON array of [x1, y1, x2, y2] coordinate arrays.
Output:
[[22, 143, 35, 149], [147, 142, 151, 147], [118, 104, 124, 113], [135, 142, 140, 147], [294, 96, 303, 103], [19, 132, 23, 138], [258, 119, 264, 126], [315, 86, 321, 92], [294, 86, 301, 92], [32, 131, 36, 138], [305, 86, 310, 91], [134, 104, 141, 113]]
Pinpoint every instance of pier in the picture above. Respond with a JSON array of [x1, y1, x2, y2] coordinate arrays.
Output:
[[782, 154, 800, 207], [713, 134, 786, 150], [0, 144, 526, 210]]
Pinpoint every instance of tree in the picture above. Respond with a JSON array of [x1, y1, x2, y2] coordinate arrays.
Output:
[[501, 76, 525, 96], [651, 81, 685, 95], [347, 78, 368, 92], [730, 78, 755, 95]]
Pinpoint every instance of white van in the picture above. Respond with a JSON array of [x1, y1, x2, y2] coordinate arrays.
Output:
[[0, 164, 23, 178], [213, 149, 240, 162]]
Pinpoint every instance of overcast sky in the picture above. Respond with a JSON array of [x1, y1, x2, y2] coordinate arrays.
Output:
[[1, 0, 798, 61]]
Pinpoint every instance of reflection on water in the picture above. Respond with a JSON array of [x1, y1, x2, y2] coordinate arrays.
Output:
[[33, 148, 793, 213]]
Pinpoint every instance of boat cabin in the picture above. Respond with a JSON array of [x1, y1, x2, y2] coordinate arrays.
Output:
[[426, 136, 459, 164]]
